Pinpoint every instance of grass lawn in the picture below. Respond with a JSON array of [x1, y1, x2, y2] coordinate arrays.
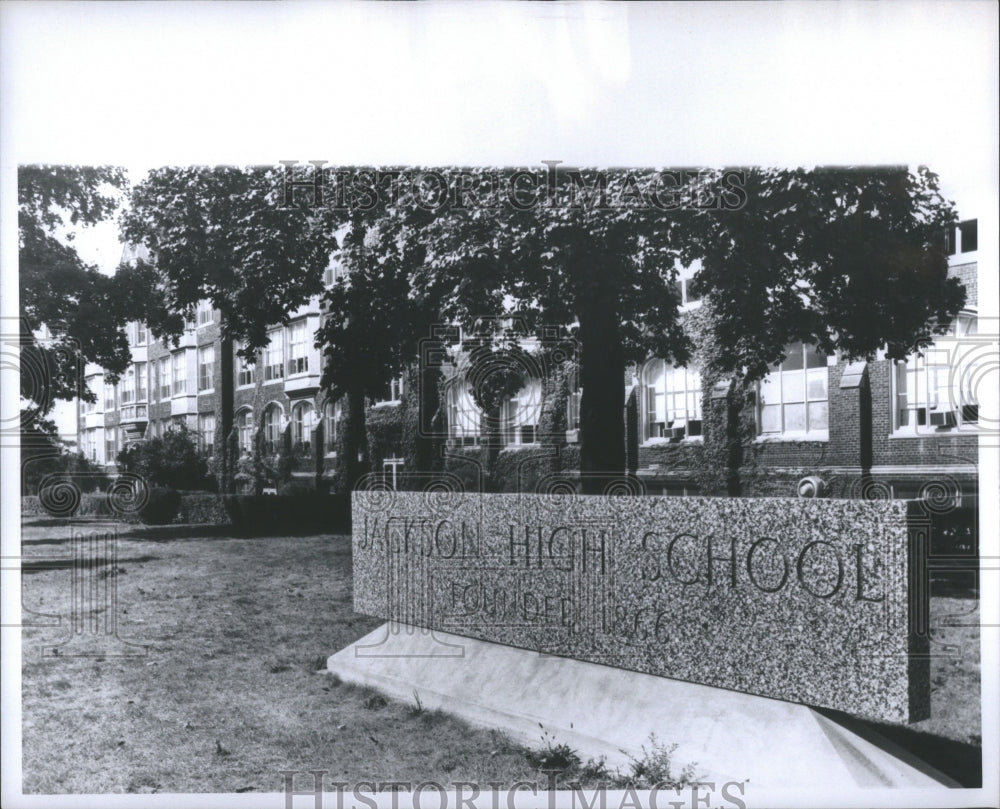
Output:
[[19, 518, 982, 793]]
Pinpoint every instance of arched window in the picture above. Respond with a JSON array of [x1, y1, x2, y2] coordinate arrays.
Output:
[[263, 403, 283, 454], [291, 401, 315, 453], [643, 359, 702, 440], [323, 400, 342, 454], [502, 378, 542, 446], [236, 409, 253, 454], [446, 381, 481, 445]]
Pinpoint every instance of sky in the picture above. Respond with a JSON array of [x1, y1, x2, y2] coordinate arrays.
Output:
[[2, 1, 997, 443]]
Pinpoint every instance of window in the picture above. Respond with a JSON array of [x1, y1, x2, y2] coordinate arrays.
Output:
[[128, 322, 148, 346], [198, 412, 216, 455], [291, 401, 315, 453], [446, 381, 481, 444], [105, 430, 118, 461], [120, 365, 136, 404], [644, 359, 702, 439], [323, 258, 346, 287], [264, 330, 284, 382], [502, 379, 542, 446], [172, 351, 187, 396], [948, 219, 978, 256], [196, 300, 215, 326], [567, 380, 582, 432], [80, 428, 98, 461], [236, 409, 254, 454], [81, 378, 99, 414], [198, 345, 215, 391], [758, 343, 829, 436], [895, 312, 978, 433], [236, 346, 256, 387], [158, 357, 171, 400], [135, 362, 147, 402], [287, 320, 309, 375], [104, 381, 116, 410], [323, 400, 342, 454], [263, 403, 283, 454], [375, 375, 404, 404]]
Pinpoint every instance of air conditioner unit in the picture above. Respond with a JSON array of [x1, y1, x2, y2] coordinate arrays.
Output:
[[929, 410, 957, 428], [797, 476, 827, 498]]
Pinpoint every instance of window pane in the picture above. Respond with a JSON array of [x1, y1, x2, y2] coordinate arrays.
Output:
[[782, 371, 805, 403], [807, 401, 828, 431], [758, 375, 777, 407], [761, 404, 781, 433], [782, 344, 804, 371], [805, 348, 826, 369], [783, 403, 806, 432], [806, 368, 828, 401]]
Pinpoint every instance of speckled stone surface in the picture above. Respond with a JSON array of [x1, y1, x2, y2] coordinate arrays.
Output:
[[352, 492, 930, 724]]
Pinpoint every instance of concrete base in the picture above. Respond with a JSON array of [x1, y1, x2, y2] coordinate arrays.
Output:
[[328, 623, 957, 789]]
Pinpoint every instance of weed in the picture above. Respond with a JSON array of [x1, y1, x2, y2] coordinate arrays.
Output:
[[526, 724, 581, 772], [613, 733, 699, 789]]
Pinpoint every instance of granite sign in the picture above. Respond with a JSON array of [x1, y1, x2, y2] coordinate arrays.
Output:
[[352, 491, 930, 724]]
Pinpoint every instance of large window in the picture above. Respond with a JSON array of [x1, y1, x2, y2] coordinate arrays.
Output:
[[895, 312, 978, 433], [128, 322, 148, 346], [198, 412, 216, 455], [291, 401, 315, 453], [643, 359, 702, 439], [502, 378, 542, 446], [263, 403, 283, 454], [198, 345, 215, 392], [758, 343, 829, 437], [236, 409, 254, 454], [80, 428, 98, 461], [105, 430, 118, 462], [158, 357, 171, 400], [287, 320, 310, 375], [446, 381, 481, 445], [236, 346, 256, 387], [264, 329, 284, 382], [196, 300, 215, 327], [171, 351, 187, 396], [120, 365, 136, 404], [323, 400, 342, 454], [104, 381, 116, 410], [135, 362, 147, 402]]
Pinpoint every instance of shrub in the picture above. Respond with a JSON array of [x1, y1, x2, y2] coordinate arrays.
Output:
[[117, 425, 212, 491], [277, 478, 315, 496], [140, 487, 182, 525], [175, 493, 230, 524], [494, 446, 558, 493]]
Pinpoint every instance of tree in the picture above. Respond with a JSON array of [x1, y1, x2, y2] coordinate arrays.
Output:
[[120, 166, 338, 493], [316, 178, 437, 490], [18, 165, 142, 430], [418, 168, 691, 493], [682, 166, 963, 493]]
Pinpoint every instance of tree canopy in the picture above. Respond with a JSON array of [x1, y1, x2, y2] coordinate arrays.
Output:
[[682, 166, 964, 383], [18, 165, 136, 414], [120, 165, 338, 352]]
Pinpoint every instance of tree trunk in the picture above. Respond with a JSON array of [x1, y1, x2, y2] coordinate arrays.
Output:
[[578, 301, 625, 495], [219, 333, 235, 493], [342, 382, 370, 490]]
